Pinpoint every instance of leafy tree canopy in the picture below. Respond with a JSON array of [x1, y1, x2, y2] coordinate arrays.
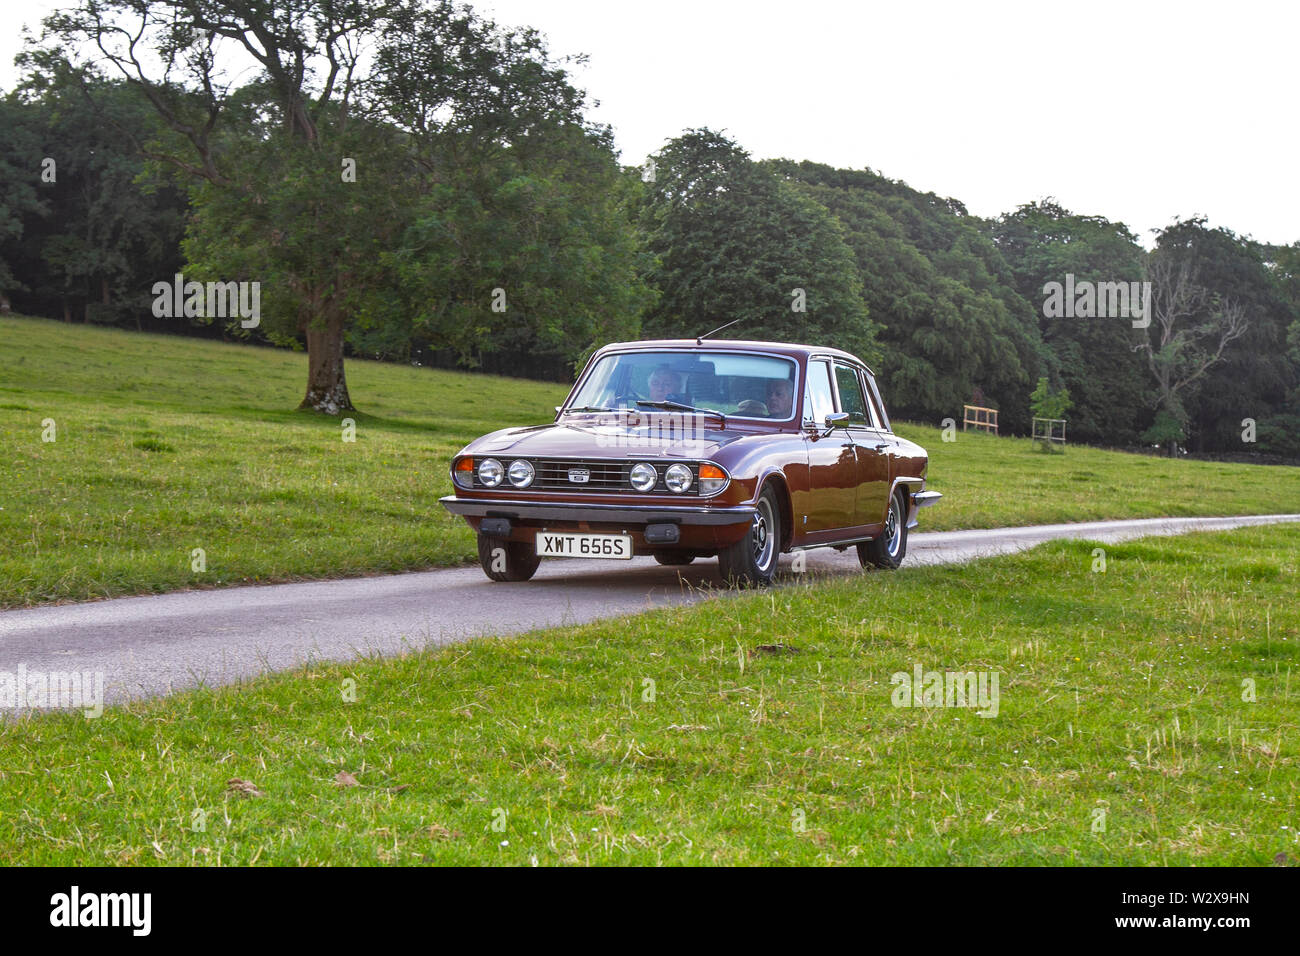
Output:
[[637, 131, 879, 365]]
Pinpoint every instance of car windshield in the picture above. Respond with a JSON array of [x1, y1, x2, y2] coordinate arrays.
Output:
[[567, 351, 799, 421]]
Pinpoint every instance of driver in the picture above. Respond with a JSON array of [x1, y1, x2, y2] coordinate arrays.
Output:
[[765, 378, 794, 418], [647, 365, 685, 404]]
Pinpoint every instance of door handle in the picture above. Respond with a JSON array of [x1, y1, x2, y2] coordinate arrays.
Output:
[[873, 443, 890, 451]]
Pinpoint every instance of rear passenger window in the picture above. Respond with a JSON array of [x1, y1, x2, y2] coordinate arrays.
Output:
[[834, 363, 869, 424], [864, 372, 890, 431]]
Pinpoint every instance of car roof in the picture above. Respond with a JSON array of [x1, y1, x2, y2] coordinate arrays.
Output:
[[592, 338, 875, 374]]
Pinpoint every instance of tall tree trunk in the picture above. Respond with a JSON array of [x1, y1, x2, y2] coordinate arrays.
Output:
[[299, 307, 353, 414]]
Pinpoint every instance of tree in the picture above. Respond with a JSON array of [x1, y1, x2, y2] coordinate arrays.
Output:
[[771, 160, 1044, 432], [0, 97, 50, 311], [1136, 234, 1249, 455], [1171, 224, 1296, 455], [381, 127, 652, 370], [33, 0, 609, 412], [1029, 376, 1072, 421], [989, 200, 1150, 444], [34, 0, 391, 410], [2, 70, 188, 326], [637, 131, 878, 364]]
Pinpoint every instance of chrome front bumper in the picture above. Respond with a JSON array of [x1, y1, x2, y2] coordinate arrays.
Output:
[[439, 495, 758, 526], [906, 490, 943, 529]]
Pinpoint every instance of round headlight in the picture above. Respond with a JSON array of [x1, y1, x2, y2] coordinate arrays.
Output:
[[478, 458, 504, 487], [665, 463, 693, 493], [629, 462, 657, 492], [507, 459, 534, 488]]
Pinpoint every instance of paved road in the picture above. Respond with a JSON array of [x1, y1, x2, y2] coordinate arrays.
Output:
[[2, 514, 1297, 709]]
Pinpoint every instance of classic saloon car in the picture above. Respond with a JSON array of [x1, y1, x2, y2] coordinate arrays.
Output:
[[440, 339, 940, 586]]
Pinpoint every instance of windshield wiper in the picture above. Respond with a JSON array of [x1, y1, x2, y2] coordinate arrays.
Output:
[[635, 400, 728, 427], [562, 405, 613, 415]]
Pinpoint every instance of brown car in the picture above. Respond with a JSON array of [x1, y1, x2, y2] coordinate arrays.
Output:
[[441, 338, 941, 586]]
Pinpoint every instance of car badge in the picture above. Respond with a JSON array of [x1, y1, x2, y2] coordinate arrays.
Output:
[[568, 468, 590, 484]]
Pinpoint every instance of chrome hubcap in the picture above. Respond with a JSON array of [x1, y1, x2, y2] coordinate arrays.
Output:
[[752, 499, 776, 570], [885, 498, 901, 558]]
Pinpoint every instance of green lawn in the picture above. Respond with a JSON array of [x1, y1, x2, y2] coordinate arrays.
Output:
[[1, 524, 1296, 865], [0, 314, 567, 608], [2, 313, 1297, 609], [895, 422, 1300, 530]]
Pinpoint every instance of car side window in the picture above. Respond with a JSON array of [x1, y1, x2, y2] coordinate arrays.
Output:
[[859, 369, 883, 429], [804, 360, 836, 425], [864, 372, 891, 432], [833, 363, 869, 424]]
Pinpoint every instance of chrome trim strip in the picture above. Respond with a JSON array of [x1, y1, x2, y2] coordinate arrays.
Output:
[[440, 496, 757, 526]]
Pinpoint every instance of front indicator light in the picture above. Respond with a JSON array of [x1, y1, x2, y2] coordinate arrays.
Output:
[[453, 457, 475, 489], [507, 459, 535, 488], [478, 458, 504, 487], [665, 463, 693, 493], [698, 463, 728, 496], [630, 462, 657, 492]]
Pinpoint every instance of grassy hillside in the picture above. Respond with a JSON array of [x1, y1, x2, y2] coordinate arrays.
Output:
[[2, 524, 1295, 865], [1, 314, 1298, 608], [0, 315, 566, 607]]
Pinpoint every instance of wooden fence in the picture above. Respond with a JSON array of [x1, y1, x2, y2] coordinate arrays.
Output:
[[962, 404, 999, 434], [1032, 417, 1067, 445]]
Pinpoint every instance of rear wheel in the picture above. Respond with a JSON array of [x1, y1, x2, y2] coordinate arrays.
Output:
[[718, 485, 781, 588], [858, 489, 908, 570], [477, 534, 541, 582]]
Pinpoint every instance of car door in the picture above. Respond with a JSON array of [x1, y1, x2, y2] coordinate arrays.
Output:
[[796, 358, 858, 536], [832, 361, 891, 529]]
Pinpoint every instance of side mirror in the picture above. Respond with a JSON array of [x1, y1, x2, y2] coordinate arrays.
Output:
[[824, 413, 849, 429]]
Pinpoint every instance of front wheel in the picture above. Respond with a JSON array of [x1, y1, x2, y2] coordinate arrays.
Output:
[[477, 534, 541, 582], [858, 489, 908, 570], [718, 485, 781, 588]]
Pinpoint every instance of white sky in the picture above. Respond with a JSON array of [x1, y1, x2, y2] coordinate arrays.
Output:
[[4, 0, 1297, 247]]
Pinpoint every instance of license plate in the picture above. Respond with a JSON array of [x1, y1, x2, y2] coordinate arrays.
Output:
[[536, 531, 633, 559]]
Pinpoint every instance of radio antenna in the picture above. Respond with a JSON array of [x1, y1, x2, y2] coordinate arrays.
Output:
[[696, 317, 744, 345]]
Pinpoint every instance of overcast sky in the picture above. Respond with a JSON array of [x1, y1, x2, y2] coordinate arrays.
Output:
[[4, 0, 1296, 247]]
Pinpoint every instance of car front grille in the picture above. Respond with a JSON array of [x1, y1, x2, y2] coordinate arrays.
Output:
[[471, 458, 702, 496], [534, 458, 628, 491]]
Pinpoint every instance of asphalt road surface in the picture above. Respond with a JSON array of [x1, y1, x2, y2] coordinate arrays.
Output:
[[2, 514, 1298, 709]]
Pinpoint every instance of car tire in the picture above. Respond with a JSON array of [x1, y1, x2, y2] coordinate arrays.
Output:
[[718, 485, 781, 588], [477, 534, 541, 582], [858, 489, 908, 570], [654, 553, 696, 566]]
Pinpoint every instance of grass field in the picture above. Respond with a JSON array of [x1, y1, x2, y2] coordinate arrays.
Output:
[[2, 313, 1298, 608], [1, 523, 1295, 865]]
